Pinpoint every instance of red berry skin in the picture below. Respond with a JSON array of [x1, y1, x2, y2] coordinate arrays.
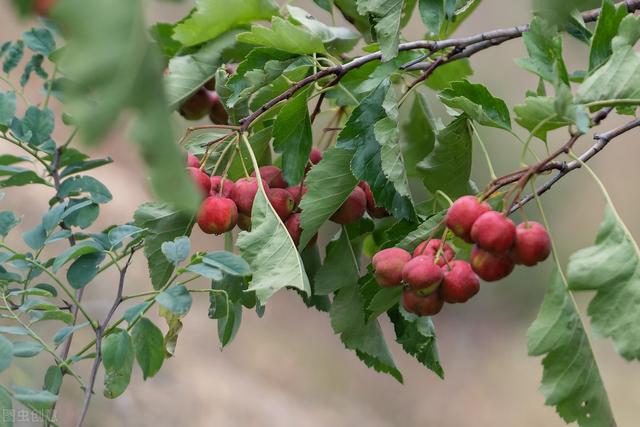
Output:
[[441, 260, 480, 303], [359, 182, 389, 218], [470, 246, 515, 282], [470, 211, 516, 253], [285, 213, 317, 248], [187, 167, 211, 196], [187, 153, 200, 168], [268, 188, 295, 221], [180, 89, 215, 120], [285, 185, 307, 207], [402, 255, 443, 295], [446, 196, 491, 243], [309, 148, 323, 165], [330, 186, 366, 225], [34, 0, 56, 16], [209, 176, 234, 198], [197, 197, 238, 235], [372, 248, 412, 287], [251, 165, 287, 189], [208, 91, 229, 125], [513, 221, 551, 266], [237, 213, 251, 231], [231, 177, 268, 215], [402, 289, 444, 316], [413, 239, 455, 266]]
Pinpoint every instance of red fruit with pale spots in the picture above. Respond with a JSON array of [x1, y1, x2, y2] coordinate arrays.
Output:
[[187, 153, 200, 168], [359, 182, 389, 218], [179, 89, 215, 120], [251, 165, 287, 189], [372, 248, 412, 287], [441, 260, 480, 303], [285, 185, 308, 207], [197, 197, 238, 235], [231, 177, 268, 214], [446, 195, 491, 242], [513, 221, 551, 266], [402, 289, 444, 316], [413, 239, 455, 266], [402, 255, 443, 295], [187, 167, 211, 196], [237, 213, 251, 231], [470, 246, 515, 282], [470, 211, 516, 253], [285, 213, 317, 248], [208, 92, 229, 125], [330, 186, 366, 225], [209, 176, 234, 198], [268, 188, 295, 221]]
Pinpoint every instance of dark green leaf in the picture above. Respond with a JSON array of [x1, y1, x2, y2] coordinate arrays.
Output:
[[67, 252, 106, 289], [401, 93, 436, 177], [43, 365, 63, 395], [202, 251, 251, 276], [425, 59, 472, 91], [58, 176, 112, 204], [357, 0, 405, 60], [131, 317, 165, 380], [102, 329, 134, 398], [23, 224, 46, 250], [218, 299, 242, 348], [367, 286, 402, 320], [315, 228, 360, 295], [588, 0, 628, 72], [438, 80, 511, 130], [21, 28, 56, 56], [2, 41, 23, 74], [0, 211, 20, 238], [0, 171, 48, 188]]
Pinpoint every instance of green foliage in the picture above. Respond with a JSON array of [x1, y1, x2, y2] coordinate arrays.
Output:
[[131, 318, 165, 380], [357, 0, 406, 60], [102, 329, 135, 398], [528, 270, 615, 426], [314, 228, 360, 295], [238, 17, 327, 54], [439, 80, 511, 130], [588, 0, 628, 72], [287, 6, 360, 55]]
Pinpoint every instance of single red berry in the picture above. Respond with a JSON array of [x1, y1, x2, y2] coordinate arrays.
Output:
[[402, 289, 444, 316], [513, 221, 551, 266], [402, 255, 443, 295], [446, 195, 491, 242], [330, 186, 366, 225], [413, 239, 455, 266], [33, 0, 56, 16], [197, 197, 238, 235], [359, 182, 389, 218], [285, 185, 307, 207], [251, 165, 287, 189], [231, 177, 268, 214], [179, 89, 216, 120], [285, 213, 317, 248], [208, 91, 229, 125], [268, 188, 295, 221], [310, 148, 323, 165], [470, 211, 516, 253], [187, 153, 200, 168], [209, 176, 234, 198], [470, 246, 515, 282], [372, 248, 412, 287], [187, 167, 211, 196], [441, 260, 480, 303]]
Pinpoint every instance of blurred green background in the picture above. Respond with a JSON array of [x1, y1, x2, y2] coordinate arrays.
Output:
[[1, 0, 640, 425]]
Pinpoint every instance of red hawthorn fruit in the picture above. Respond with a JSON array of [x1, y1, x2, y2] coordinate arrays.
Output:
[[187, 167, 211, 196], [413, 239, 455, 266], [179, 89, 215, 120], [402, 289, 444, 316], [33, 0, 55, 15], [441, 260, 480, 303], [470, 246, 515, 282], [268, 188, 295, 221], [285, 213, 317, 247], [359, 182, 389, 218], [187, 153, 200, 168], [470, 211, 516, 253], [208, 92, 229, 125], [231, 177, 268, 214], [309, 148, 323, 165], [513, 221, 551, 266], [330, 186, 366, 225], [285, 185, 307, 207], [209, 176, 234, 198], [402, 255, 443, 295], [446, 195, 491, 243], [251, 165, 287, 189], [237, 213, 251, 231], [197, 197, 238, 235], [372, 248, 412, 287]]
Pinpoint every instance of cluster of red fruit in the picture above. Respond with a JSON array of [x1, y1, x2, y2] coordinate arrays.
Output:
[[372, 195, 551, 317], [179, 66, 236, 124]]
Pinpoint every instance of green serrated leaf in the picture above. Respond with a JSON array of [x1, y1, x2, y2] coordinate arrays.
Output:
[[237, 17, 327, 54], [514, 96, 573, 141], [131, 317, 165, 380], [315, 228, 360, 295], [515, 17, 569, 84], [357, 0, 404, 61], [588, 0, 628, 72], [438, 80, 511, 130], [287, 6, 360, 55]]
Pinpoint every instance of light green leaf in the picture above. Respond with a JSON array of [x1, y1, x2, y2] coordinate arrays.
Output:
[[588, 0, 628, 72], [172, 0, 280, 47], [287, 6, 360, 54], [237, 17, 327, 54], [53, 322, 89, 347], [315, 228, 360, 295], [272, 88, 312, 186], [298, 147, 358, 248], [155, 285, 193, 318], [367, 286, 402, 320], [102, 329, 134, 398], [438, 80, 511, 130], [0, 387, 11, 427], [515, 17, 569, 84], [0, 91, 16, 127], [134, 203, 195, 290], [514, 96, 573, 141], [161, 236, 191, 265], [357, 0, 404, 60], [237, 179, 311, 303], [0, 336, 12, 373], [13, 387, 57, 410], [21, 28, 56, 56], [202, 251, 252, 276], [58, 176, 112, 204], [52, 242, 102, 272], [131, 317, 165, 380], [528, 269, 615, 426], [0, 211, 20, 238], [12, 342, 43, 358], [425, 58, 473, 91]]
